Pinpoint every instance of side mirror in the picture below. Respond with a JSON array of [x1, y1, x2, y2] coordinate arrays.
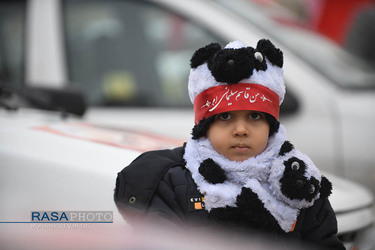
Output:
[[23, 85, 87, 116], [280, 87, 299, 116]]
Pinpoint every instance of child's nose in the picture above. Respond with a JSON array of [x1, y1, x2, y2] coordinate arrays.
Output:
[[233, 120, 248, 137]]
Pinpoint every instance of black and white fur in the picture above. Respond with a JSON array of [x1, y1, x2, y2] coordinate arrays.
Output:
[[184, 40, 332, 233], [189, 39, 285, 139], [184, 126, 332, 233], [188, 39, 285, 108]]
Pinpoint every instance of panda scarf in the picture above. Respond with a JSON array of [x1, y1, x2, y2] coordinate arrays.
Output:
[[183, 125, 329, 233]]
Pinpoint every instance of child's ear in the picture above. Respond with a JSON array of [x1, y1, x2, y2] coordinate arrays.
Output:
[[256, 39, 283, 68], [190, 43, 221, 68]]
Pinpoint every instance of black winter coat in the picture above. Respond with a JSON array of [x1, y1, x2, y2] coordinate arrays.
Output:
[[114, 146, 345, 250]]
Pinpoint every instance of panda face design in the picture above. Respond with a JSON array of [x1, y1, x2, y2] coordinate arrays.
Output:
[[190, 39, 282, 85], [268, 140, 332, 209], [207, 47, 265, 84], [280, 157, 320, 202]]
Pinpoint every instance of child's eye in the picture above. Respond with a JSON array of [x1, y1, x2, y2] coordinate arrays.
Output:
[[218, 112, 231, 121], [249, 112, 263, 120]]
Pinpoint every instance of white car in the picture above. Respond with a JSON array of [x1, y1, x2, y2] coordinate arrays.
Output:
[[0, 0, 374, 248]]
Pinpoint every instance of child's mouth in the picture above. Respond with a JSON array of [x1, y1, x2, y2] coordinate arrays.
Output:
[[232, 145, 250, 152]]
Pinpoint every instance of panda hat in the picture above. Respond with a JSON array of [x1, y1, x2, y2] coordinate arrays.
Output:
[[188, 39, 285, 135]]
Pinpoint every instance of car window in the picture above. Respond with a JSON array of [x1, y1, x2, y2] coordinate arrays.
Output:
[[0, 0, 26, 87], [63, 0, 223, 107], [214, 0, 375, 90]]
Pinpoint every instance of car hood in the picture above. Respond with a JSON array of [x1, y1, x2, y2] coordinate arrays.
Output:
[[0, 108, 137, 224]]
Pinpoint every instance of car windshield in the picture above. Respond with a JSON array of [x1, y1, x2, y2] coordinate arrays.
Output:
[[63, 0, 223, 107], [214, 0, 375, 89]]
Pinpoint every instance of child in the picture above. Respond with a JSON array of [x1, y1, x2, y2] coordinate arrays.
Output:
[[114, 39, 344, 249]]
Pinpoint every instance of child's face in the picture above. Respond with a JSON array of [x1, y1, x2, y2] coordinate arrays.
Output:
[[207, 110, 270, 162]]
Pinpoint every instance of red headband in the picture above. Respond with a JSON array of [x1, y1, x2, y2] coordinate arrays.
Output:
[[193, 83, 279, 124]]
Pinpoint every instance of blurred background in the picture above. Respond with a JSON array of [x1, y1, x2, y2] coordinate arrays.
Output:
[[0, 0, 374, 249]]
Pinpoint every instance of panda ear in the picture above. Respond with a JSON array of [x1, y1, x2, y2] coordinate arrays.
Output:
[[190, 43, 221, 69], [256, 39, 283, 68], [279, 141, 294, 156], [320, 176, 333, 198]]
